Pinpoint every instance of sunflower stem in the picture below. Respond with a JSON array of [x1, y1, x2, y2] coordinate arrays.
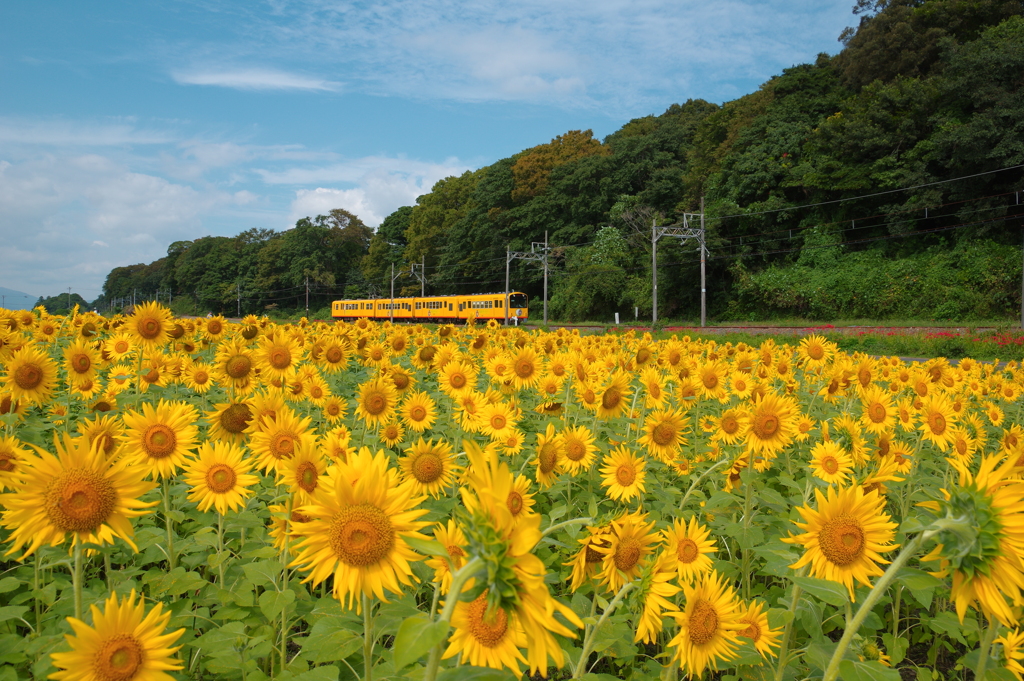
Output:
[[423, 556, 484, 681], [216, 511, 226, 588], [741, 454, 755, 602], [572, 581, 634, 680], [822, 530, 935, 681], [72, 541, 83, 621], [975, 615, 998, 681], [279, 498, 293, 675], [679, 459, 729, 511], [162, 478, 177, 573], [33, 552, 42, 633], [772, 580, 803, 681], [363, 593, 374, 681], [542, 517, 593, 539], [103, 550, 113, 592]]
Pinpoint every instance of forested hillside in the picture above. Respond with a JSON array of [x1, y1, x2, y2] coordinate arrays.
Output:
[[99, 0, 1024, 322]]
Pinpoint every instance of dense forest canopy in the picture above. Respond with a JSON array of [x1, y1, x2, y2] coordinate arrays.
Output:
[[98, 0, 1024, 322]]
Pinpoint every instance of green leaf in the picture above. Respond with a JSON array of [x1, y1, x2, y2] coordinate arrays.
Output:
[[393, 615, 450, 669], [259, 589, 296, 620], [704, 490, 737, 511], [0, 577, 21, 594], [838, 659, 902, 681], [0, 606, 30, 625], [881, 633, 909, 666], [436, 665, 518, 681], [287, 665, 341, 681], [792, 576, 849, 606], [243, 560, 282, 588], [403, 535, 448, 557], [804, 641, 838, 671], [301, 617, 362, 664], [190, 621, 248, 657]]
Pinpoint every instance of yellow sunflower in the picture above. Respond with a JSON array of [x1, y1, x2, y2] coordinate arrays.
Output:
[[249, 407, 316, 475], [533, 423, 564, 488], [399, 437, 460, 497], [127, 301, 173, 351], [0, 434, 29, 491], [797, 334, 836, 368], [288, 447, 430, 609], [595, 371, 632, 420], [783, 484, 899, 600], [0, 433, 157, 557], [478, 400, 518, 442], [663, 516, 716, 583], [510, 346, 542, 390], [49, 589, 185, 681], [3, 344, 59, 406], [996, 628, 1024, 681], [120, 400, 199, 480], [378, 420, 406, 448], [63, 338, 100, 384], [598, 510, 658, 592], [667, 570, 745, 677], [256, 330, 303, 381], [744, 391, 799, 459], [566, 525, 612, 591], [918, 392, 956, 451], [738, 599, 782, 658], [278, 441, 328, 504], [204, 401, 254, 444], [709, 407, 749, 446], [638, 407, 689, 463], [808, 440, 854, 485], [426, 519, 468, 595], [634, 550, 682, 644], [560, 424, 598, 474], [183, 441, 259, 515], [444, 589, 529, 674], [399, 390, 437, 433], [355, 378, 398, 428], [599, 445, 647, 503], [859, 384, 895, 435], [76, 414, 124, 460]]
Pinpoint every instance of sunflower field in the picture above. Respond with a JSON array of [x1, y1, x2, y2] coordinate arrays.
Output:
[[2, 303, 1024, 681]]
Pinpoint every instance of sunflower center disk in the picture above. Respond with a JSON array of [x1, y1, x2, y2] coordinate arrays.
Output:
[[207, 464, 237, 493], [614, 537, 641, 571], [868, 403, 886, 423], [365, 394, 387, 415], [601, 388, 621, 410], [616, 464, 636, 486], [297, 463, 319, 492], [468, 595, 509, 648], [652, 423, 676, 447], [14, 364, 42, 390], [565, 441, 585, 462], [72, 354, 91, 374], [721, 417, 739, 435], [740, 620, 761, 642], [677, 538, 699, 564], [269, 348, 291, 370], [538, 444, 558, 474], [702, 374, 718, 389], [930, 413, 947, 435], [412, 453, 442, 483], [139, 318, 162, 339], [271, 433, 296, 459], [325, 347, 343, 363], [94, 634, 143, 681], [410, 407, 426, 421], [822, 456, 839, 474], [329, 504, 395, 567], [45, 468, 117, 532], [226, 356, 251, 379], [753, 414, 779, 439], [143, 425, 177, 458], [818, 515, 865, 566], [506, 491, 523, 515], [515, 361, 534, 379], [221, 404, 252, 433], [689, 599, 720, 645]]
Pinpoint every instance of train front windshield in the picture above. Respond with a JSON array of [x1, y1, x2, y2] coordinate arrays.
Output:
[[508, 293, 528, 308]]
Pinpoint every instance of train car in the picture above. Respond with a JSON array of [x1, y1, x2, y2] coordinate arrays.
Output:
[[332, 292, 528, 324]]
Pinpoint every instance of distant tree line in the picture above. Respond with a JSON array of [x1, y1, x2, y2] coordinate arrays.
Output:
[[96, 1, 1024, 322]]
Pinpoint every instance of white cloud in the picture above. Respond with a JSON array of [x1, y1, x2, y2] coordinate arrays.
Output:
[[0, 117, 176, 147], [286, 158, 468, 227], [172, 68, 341, 91]]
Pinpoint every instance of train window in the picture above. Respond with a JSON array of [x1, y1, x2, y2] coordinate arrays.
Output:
[[449, 303, 453, 310], [497, 299, 503, 308], [509, 293, 527, 308]]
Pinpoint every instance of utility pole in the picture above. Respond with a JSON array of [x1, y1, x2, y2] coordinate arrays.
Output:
[[506, 237, 551, 325], [388, 263, 404, 324], [237, 282, 241, 318], [651, 201, 708, 327], [411, 256, 426, 297], [305, 276, 309, 317]]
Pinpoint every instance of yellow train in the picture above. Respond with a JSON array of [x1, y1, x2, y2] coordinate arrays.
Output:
[[331, 292, 529, 323]]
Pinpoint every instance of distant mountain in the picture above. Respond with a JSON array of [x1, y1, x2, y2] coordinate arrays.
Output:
[[0, 287, 36, 311]]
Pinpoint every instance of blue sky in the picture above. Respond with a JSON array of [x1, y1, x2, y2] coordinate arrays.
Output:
[[0, 0, 855, 302]]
